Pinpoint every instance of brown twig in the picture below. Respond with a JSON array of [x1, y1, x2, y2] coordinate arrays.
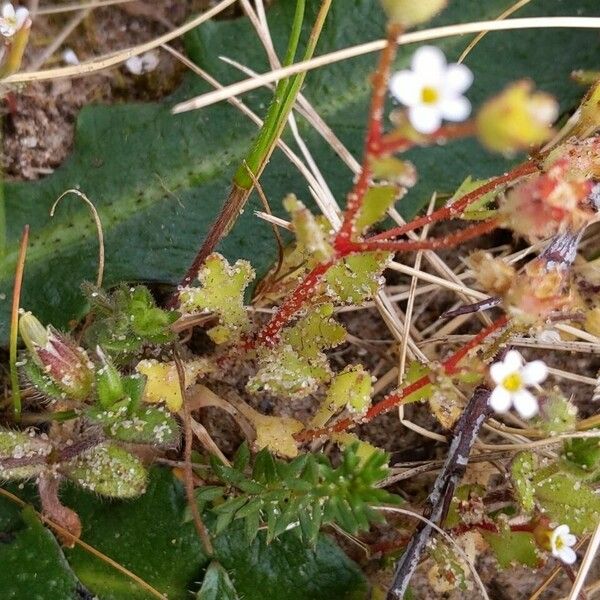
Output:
[[386, 386, 493, 600], [173, 348, 214, 556]]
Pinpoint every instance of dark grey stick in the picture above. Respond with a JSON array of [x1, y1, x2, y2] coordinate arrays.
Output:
[[386, 386, 492, 600]]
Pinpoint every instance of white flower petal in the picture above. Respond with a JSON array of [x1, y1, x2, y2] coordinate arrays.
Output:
[[564, 533, 577, 546], [411, 45, 446, 83], [503, 350, 524, 372], [513, 389, 539, 419], [389, 70, 421, 107], [521, 360, 548, 385], [489, 386, 512, 413], [408, 105, 442, 134], [439, 95, 471, 122], [489, 361, 511, 384], [443, 63, 474, 95], [62, 48, 79, 65], [2, 3, 15, 20], [141, 51, 159, 72], [125, 56, 143, 75], [15, 6, 28, 28], [559, 547, 577, 565]]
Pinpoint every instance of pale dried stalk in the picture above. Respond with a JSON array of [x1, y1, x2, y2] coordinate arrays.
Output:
[[171, 17, 600, 113]]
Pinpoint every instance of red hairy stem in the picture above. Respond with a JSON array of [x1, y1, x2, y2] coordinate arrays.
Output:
[[357, 219, 499, 253], [296, 315, 508, 442], [252, 259, 334, 349], [378, 121, 477, 155], [249, 220, 498, 350], [336, 23, 402, 245], [370, 161, 539, 242]]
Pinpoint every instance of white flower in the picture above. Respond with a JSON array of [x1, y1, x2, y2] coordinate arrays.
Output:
[[125, 51, 159, 75], [489, 350, 548, 418], [550, 524, 577, 565], [389, 45, 473, 134], [0, 3, 29, 38], [61, 48, 79, 66]]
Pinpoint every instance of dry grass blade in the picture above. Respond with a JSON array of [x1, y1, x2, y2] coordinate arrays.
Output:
[[568, 523, 600, 600], [171, 17, 600, 113], [9, 225, 29, 421], [458, 0, 533, 63], [51, 189, 104, 288], [173, 349, 214, 556], [37, 0, 137, 14], [28, 7, 90, 71], [2, 0, 237, 85]]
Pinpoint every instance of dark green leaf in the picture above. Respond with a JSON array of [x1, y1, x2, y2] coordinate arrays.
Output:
[[0, 506, 83, 598], [1, 469, 367, 599], [232, 441, 251, 472], [197, 561, 240, 600]]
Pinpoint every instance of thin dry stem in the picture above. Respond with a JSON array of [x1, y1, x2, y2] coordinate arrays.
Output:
[[174, 350, 214, 556]]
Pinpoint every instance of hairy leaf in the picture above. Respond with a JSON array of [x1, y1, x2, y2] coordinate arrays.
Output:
[[179, 253, 255, 344]]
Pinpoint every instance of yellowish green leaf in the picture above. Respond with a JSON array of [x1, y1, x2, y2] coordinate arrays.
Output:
[[325, 252, 390, 304], [136, 358, 212, 412], [179, 253, 255, 344], [355, 186, 399, 232], [311, 366, 372, 428]]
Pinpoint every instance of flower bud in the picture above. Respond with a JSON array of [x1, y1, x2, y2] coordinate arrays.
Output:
[[63, 443, 147, 498], [380, 0, 447, 27], [477, 81, 558, 155], [468, 251, 515, 295], [19, 312, 94, 400], [572, 79, 600, 138], [95, 347, 124, 408], [0, 428, 52, 481], [500, 158, 594, 241]]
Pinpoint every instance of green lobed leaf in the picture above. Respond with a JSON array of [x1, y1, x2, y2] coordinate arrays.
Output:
[[325, 252, 390, 304], [482, 529, 539, 569], [511, 451, 536, 514], [0, 0, 597, 342], [535, 473, 600, 535], [179, 253, 255, 344]]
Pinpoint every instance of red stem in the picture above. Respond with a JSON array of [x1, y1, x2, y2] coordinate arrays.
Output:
[[296, 315, 508, 441], [378, 121, 477, 155], [357, 219, 499, 253], [370, 161, 538, 242], [253, 259, 334, 348], [336, 23, 402, 246]]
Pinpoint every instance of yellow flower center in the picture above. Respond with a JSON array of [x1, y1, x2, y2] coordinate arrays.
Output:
[[502, 373, 523, 392], [421, 86, 439, 105], [555, 536, 565, 550]]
